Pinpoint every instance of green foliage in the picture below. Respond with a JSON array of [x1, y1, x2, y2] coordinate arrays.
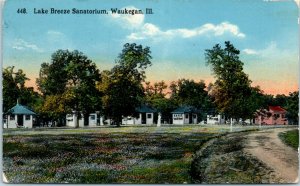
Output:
[[144, 81, 176, 123], [170, 79, 212, 109], [3, 66, 41, 112], [36, 50, 102, 126], [102, 43, 152, 126], [205, 41, 261, 120], [283, 91, 298, 124], [279, 129, 299, 149]]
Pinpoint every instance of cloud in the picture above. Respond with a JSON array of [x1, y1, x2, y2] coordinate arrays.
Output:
[[243, 42, 279, 56], [295, 0, 300, 7], [110, 6, 145, 28], [47, 30, 74, 50], [242, 48, 258, 55], [127, 22, 246, 41], [12, 39, 43, 52], [47, 30, 65, 38]]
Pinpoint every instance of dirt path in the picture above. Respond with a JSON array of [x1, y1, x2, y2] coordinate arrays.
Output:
[[243, 128, 299, 183]]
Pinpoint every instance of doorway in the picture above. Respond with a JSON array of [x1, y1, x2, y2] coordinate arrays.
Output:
[[17, 115, 24, 126], [141, 113, 146, 124]]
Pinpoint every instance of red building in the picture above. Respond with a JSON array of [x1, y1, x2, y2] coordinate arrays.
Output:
[[255, 106, 288, 125]]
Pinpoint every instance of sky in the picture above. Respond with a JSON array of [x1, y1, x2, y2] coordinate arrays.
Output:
[[3, 0, 299, 95]]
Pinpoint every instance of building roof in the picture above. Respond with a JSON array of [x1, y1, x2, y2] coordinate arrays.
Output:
[[136, 105, 157, 113], [171, 106, 198, 114], [269, 106, 286, 112], [6, 103, 36, 115]]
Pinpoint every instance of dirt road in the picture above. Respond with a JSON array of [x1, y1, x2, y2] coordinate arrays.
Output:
[[244, 128, 299, 183]]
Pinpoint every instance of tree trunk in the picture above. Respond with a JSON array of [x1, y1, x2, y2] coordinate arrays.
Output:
[[116, 116, 122, 127], [75, 112, 79, 128], [84, 113, 89, 126]]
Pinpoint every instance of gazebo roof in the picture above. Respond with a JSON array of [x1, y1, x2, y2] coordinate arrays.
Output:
[[7, 103, 36, 115]]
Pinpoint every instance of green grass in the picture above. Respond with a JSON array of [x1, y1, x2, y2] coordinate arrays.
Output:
[[3, 126, 220, 184], [279, 129, 299, 150]]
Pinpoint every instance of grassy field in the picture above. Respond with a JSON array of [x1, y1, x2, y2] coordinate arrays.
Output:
[[3, 125, 295, 184], [279, 129, 299, 150], [3, 126, 225, 184]]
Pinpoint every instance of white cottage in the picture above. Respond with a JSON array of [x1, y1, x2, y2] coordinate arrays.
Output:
[[171, 106, 198, 125], [207, 114, 225, 124], [4, 103, 36, 128], [66, 112, 103, 127], [122, 105, 157, 125]]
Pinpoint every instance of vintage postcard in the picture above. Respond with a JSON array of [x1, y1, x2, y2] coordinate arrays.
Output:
[[2, 0, 299, 184]]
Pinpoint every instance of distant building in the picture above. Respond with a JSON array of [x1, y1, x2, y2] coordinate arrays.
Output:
[[4, 103, 36, 128], [122, 105, 157, 125], [255, 106, 288, 125], [207, 114, 225, 124], [66, 112, 100, 127], [171, 106, 198, 124]]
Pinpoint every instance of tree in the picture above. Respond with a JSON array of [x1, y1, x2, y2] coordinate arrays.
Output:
[[144, 81, 168, 99], [3, 66, 40, 112], [36, 50, 102, 127], [144, 81, 175, 123], [102, 43, 152, 126], [169, 79, 214, 121], [205, 41, 258, 121], [285, 91, 298, 124]]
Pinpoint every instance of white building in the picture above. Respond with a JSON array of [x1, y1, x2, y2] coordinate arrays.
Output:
[[206, 114, 225, 124], [66, 112, 103, 127], [171, 106, 198, 125], [4, 103, 36, 128], [122, 105, 157, 125]]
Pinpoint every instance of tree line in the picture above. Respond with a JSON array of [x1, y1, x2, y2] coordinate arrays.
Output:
[[3, 42, 299, 126]]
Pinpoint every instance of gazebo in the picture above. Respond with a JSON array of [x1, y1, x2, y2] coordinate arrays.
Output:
[[5, 103, 36, 128]]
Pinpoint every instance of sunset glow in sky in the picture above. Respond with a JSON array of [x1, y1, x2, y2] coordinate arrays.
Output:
[[3, 0, 299, 95]]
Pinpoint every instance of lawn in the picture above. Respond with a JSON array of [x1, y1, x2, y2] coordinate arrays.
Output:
[[3, 126, 223, 184], [279, 129, 299, 150]]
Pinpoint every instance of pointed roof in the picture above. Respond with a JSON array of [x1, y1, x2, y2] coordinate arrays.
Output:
[[136, 105, 157, 113], [269, 106, 286, 112], [171, 106, 198, 114], [6, 103, 36, 115]]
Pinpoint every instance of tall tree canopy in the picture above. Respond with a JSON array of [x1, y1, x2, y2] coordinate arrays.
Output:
[[3, 66, 40, 112], [170, 79, 212, 109], [144, 81, 175, 123], [205, 41, 260, 120], [284, 91, 299, 124], [101, 43, 152, 126], [169, 79, 214, 121], [36, 50, 102, 126]]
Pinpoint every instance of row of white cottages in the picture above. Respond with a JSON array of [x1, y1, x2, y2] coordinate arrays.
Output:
[[3, 104, 225, 128], [66, 105, 226, 127]]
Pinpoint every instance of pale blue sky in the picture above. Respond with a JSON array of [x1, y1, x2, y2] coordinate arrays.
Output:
[[3, 0, 299, 95]]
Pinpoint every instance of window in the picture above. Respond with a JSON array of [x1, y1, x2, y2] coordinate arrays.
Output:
[[147, 113, 152, 118], [281, 114, 285, 118], [193, 114, 197, 118], [185, 114, 189, 119], [10, 115, 15, 120], [173, 114, 183, 120], [90, 115, 95, 120], [25, 115, 30, 120]]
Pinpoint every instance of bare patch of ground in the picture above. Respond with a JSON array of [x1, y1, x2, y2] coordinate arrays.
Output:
[[244, 128, 299, 183], [191, 127, 299, 184]]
